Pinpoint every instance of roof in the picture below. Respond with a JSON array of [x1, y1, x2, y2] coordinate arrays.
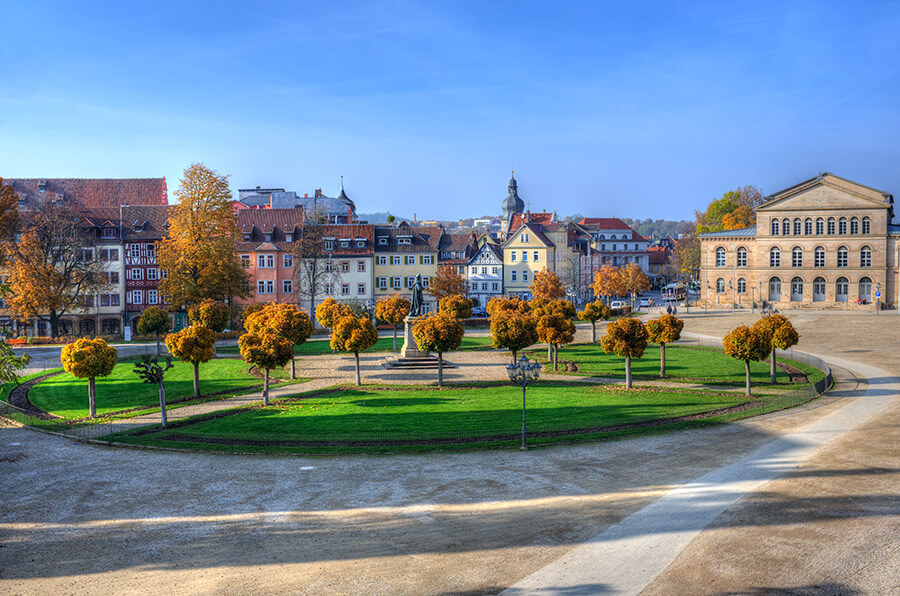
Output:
[[648, 246, 671, 265], [236, 187, 356, 216], [508, 212, 553, 232], [122, 205, 173, 240], [373, 222, 441, 253], [578, 217, 633, 230], [237, 208, 304, 233], [5, 178, 168, 210], [760, 172, 893, 208], [469, 242, 503, 264], [888, 224, 900, 235], [503, 222, 555, 248], [698, 226, 758, 238], [439, 232, 476, 253]]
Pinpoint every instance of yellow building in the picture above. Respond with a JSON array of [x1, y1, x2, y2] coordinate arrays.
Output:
[[373, 222, 442, 312], [502, 217, 558, 297]]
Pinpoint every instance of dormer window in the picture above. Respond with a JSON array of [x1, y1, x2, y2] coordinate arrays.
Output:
[[324, 240, 334, 251], [397, 236, 412, 245], [102, 227, 115, 238], [285, 233, 293, 242], [356, 240, 365, 248], [243, 233, 251, 241], [377, 236, 388, 245], [339, 240, 350, 249], [264, 233, 272, 242]]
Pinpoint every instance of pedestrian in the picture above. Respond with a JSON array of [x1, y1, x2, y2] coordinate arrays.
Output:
[[666, 304, 672, 315], [672, 306, 677, 316]]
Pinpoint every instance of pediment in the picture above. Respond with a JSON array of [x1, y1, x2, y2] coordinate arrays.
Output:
[[758, 174, 891, 213]]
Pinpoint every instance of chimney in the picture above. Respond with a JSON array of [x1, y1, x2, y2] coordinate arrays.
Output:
[[304, 193, 308, 198], [269, 195, 274, 209], [315, 188, 323, 198]]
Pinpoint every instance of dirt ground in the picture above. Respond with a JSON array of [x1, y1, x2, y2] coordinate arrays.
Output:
[[0, 312, 897, 595]]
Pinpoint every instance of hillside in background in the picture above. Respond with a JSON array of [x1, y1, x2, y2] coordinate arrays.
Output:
[[622, 218, 693, 239]]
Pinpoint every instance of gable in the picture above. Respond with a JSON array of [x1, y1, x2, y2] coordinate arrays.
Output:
[[758, 175, 891, 213]]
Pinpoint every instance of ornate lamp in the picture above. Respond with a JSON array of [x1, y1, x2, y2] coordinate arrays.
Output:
[[506, 355, 541, 449]]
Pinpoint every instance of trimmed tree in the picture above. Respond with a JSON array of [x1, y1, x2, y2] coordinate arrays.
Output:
[[60, 337, 118, 418], [330, 314, 379, 386], [188, 299, 231, 332], [165, 324, 216, 398], [375, 294, 411, 350], [439, 294, 474, 320], [591, 264, 625, 305], [238, 331, 294, 405], [532, 299, 576, 370], [245, 303, 314, 379], [600, 318, 648, 389], [239, 302, 266, 331], [645, 314, 684, 377], [578, 300, 610, 343], [136, 306, 172, 355], [486, 295, 530, 316], [412, 312, 464, 387], [531, 269, 566, 301], [132, 355, 174, 427], [722, 325, 770, 395], [490, 310, 538, 363], [753, 314, 800, 384], [315, 297, 353, 330]]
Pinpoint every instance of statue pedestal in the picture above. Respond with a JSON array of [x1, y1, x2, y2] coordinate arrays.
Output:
[[400, 315, 429, 359]]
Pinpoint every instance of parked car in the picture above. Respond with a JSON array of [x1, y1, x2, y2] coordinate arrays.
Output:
[[639, 297, 654, 307], [470, 307, 488, 318], [609, 300, 627, 310]]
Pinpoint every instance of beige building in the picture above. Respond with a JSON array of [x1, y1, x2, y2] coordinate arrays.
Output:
[[699, 173, 900, 311]]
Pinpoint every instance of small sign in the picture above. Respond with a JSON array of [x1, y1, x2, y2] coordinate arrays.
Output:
[[875, 291, 881, 298]]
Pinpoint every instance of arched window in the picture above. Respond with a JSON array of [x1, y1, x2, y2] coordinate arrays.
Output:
[[791, 277, 804, 301], [793, 218, 801, 235], [862, 217, 871, 234], [850, 217, 859, 235], [792, 246, 803, 267], [827, 217, 836, 235], [814, 246, 825, 268], [715, 247, 726, 267], [716, 278, 725, 293], [836, 277, 849, 302], [860, 246, 872, 267], [837, 246, 848, 268], [813, 277, 826, 302], [769, 277, 782, 302], [804, 218, 813, 235], [859, 277, 872, 302], [815, 218, 824, 235], [736, 246, 747, 267], [771, 219, 780, 235], [769, 247, 781, 267], [737, 278, 746, 294], [838, 217, 847, 235], [782, 218, 791, 236]]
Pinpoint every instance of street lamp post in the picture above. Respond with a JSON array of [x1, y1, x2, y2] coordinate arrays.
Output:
[[759, 281, 764, 312], [506, 354, 541, 450], [729, 280, 735, 314]]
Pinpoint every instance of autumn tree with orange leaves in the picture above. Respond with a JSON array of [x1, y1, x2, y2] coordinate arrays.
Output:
[[245, 303, 314, 379], [591, 264, 625, 305], [315, 297, 353, 330], [645, 314, 684, 377], [578, 300, 610, 343], [531, 299, 576, 370], [490, 310, 538, 364], [600, 318, 648, 389], [530, 269, 566, 301], [723, 325, 769, 395], [620, 262, 651, 308], [330, 314, 379, 385], [439, 294, 473, 320], [426, 265, 467, 301], [486, 296, 530, 316], [413, 312, 464, 387], [376, 295, 411, 350]]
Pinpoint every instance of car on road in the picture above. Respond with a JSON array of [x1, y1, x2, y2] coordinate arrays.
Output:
[[610, 300, 627, 309], [639, 297, 654, 307], [470, 307, 488, 318]]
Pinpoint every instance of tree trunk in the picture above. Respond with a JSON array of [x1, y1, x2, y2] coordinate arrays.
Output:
[[88, 377, 97, 418], [553, 344, 559, 371], [437, 351, 443, 387], [290, 355, 296, 380], [625, 356, 632, 389], [393, 326, 398, 351], [158, 381, 167, 428], [591, 321, 596, 343], [193, 362, 200, 398], [770, 348, 777, 384], [547, 343, 552, 361], [50, 312, 60, 339], [263, 368, 270, 405], [354, 351, 361, 386], [745, 360, 752, 395], [511, 349, 517, 364], [660, 343, 666, 378]]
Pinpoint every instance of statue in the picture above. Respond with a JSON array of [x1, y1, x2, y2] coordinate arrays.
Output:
[[410, 273, 425, 317]]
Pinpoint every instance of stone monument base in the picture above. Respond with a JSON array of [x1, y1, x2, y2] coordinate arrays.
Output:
[[399, 315, 428, 359]]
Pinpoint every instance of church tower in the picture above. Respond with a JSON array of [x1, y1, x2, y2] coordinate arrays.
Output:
[[501, 171, 525, 226]]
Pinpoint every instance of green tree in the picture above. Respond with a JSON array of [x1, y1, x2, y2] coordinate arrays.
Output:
[[600, 318, 648, 389], [0, 343, 31, 386], [330, 314, 379, 386], [645, 314, 684, 377], [136, 306, 172, 355], [60, 338, 118, 418], [722, 325, 770, 395], [753, 314, 800, 384], [412, 312, 465, 387], [577, 300, 610, 343], [165, 324, 216, 398], [244, 303, 314, 379], [132, 355, 174, 427], [158, 163, 249, 308], [239, 331, 294, 405]]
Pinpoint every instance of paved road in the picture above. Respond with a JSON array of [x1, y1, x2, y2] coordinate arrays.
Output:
[[0, 313, 897, 595]]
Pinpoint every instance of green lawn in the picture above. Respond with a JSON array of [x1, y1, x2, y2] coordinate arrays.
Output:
[[218, 335, 494, 355], [28, 358, 263, 419], [531, 344, 825, 386], [111, 381, 764, 453]]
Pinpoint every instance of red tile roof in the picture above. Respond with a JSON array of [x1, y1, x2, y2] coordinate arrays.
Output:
[[237, 208, 304, 233], [5, 178, 168, 210], [508, 211, 553, 231], [578, 217, 632, 229]]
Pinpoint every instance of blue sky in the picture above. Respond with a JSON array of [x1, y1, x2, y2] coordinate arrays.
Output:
[[2, 1, 899, 221]]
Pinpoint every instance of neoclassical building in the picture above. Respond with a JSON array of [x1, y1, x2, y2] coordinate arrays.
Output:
[[700, 173, 900, 311]]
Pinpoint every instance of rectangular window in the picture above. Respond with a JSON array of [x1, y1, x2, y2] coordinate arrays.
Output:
[[357, 260, 366, 272], [533, 251, 539, 262], [325, 261, 333, 273], [481, 282, 488, 291], [422, 255, 433, 265], [283, 279, 293, 294], [130, 268, 143, 281], [492, 266, 499, 275], [392, 255, 401, 265], [471, 266, 478, 276], [283, 254, 293, 268], [492, 282, 499, 291], [257, 280, 265, 294], [406, 255, 415, 265], [132, 290, 143, 305], [340, 261, 350, 273], [378, 255, 387, 265], [325, 283, 334, 294], [341, 283, 350, 295], [471, 282, 478, 292], [285, 233, 293, 243], [511, 250, 517, 262], [522, 270, 529, 282], [147, 268, 158, 281], [148, 290, 158, 305], [378, 277, 388, 290], [100, 294, 110, 307], [108, 272, 119, 284], [357, 283, 366, 295], [257, 254, 274, 268], [102, 227, 115, 238], [110, 294, 120, 306], [521, 233, 529, 243], [240, 254, 251, 268], [339, 240, 350, 249], [392, 276, 401, 289], [146, 244, 156, 259], [422, 276, 430, 288], [130, 244, 140, 259], [265, 280, 274, 294], [406, 276, 415, 288], [356, 240, 365, 248], [83, 295, 95, 308], [324, 240, 334, 250], [522, 251, 528, 262], [80, 248, 94, 262], [511, 270, 517, 282]]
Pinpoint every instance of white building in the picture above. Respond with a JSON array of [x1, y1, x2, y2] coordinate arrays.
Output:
[[467, 243, 504, 307]]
